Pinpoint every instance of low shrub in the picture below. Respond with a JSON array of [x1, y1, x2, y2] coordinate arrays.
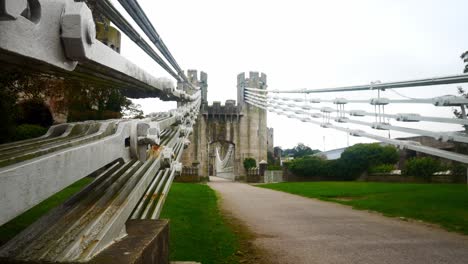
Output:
[[267, 164, 282, 170], [288, 144, 399, 180], [404, 157, 441, 179], [13, 124, 47, 141], [243, 158, 256, 170], [369, 164, 395, 174], [451, 163, 467, 176], [289, 156, 329, 177]]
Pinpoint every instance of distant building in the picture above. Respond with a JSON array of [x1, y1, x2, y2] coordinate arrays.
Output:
[[313, 147, 347, 160], [280, 156, 294, 166], [396, 135, 457, 168], [273, 146, 282, 159], [396, 136, 455, 151]]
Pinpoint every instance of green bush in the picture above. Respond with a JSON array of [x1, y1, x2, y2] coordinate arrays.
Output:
[[289, 156, 330, 177], [338, 143, 399, 179], [267, 164, 282, 170], [13, 124, 48, 141], [451, 163, 467, 176], [369, 164, 395, 174], [243, 158, 256, 170], [288, 144, 399, 180], [404, 157, 441, 179]]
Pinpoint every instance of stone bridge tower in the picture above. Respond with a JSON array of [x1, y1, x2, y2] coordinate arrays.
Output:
[[181, 71, 268, 179]]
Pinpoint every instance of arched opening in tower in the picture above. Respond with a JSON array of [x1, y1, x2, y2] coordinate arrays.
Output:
[[209, 141, 235, 180]]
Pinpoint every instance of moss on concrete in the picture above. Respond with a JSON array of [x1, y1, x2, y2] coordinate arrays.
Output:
[[0, 177, 93, 246]]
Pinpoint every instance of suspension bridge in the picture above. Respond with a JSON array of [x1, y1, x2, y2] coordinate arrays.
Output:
[[244, 76, 468, 164], [0, 0, 468, 263]]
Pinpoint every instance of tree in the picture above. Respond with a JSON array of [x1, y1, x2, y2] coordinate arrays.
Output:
[[339, 143, 399, 179], [273, 146, 282, 157], [403, 157, 441, 179], [0, 72, 61, 143], [0, 72, 21, 143], [453, 86, 468, 131], [267, 151, 275, 165], [287, 143, 399, 180], [283, 143, 320, 158], [63, 79, 146, 121], [243, 158, 256, 170], [0, 71, 144, 143], [66, 81, 127, 121], [122, 99, 144, 119]]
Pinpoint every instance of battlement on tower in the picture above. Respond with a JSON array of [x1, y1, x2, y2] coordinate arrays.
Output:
[[179, 70, 208, 102], [237, 71, 267, 108], [237, 71, 267, 89], [202, 99, 241, 119], [187, 70, 208, 85]]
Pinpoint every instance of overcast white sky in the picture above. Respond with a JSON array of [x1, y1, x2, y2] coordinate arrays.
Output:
[[112, 0, 468, 151]]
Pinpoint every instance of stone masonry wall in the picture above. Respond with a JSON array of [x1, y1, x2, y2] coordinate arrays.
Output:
[[181, 71, 268, 177]]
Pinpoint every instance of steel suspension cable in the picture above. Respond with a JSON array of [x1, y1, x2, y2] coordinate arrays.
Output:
[[117, 0, 193, 87], [245, 93, 468, 144], [244, 98, 468, 164], [246, 73, 468, 94], [96, 0, 182, 81], [245, 89, 468, 126]]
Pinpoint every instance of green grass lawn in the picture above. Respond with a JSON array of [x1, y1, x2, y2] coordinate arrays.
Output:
[[0, 180, 243, 263], [160, 183, 240, 264], [259, 182, 468, 235], [0, 177, 94, 245]]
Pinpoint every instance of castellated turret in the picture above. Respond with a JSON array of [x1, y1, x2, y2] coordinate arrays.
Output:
[[180, 70, 208, 103], [237, 72, 267, 109], [181, 71, 269, 179]]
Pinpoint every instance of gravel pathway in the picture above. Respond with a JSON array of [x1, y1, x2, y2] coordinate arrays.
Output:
[[208, 177, 468, 264]]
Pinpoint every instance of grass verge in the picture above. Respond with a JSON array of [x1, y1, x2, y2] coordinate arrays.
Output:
[[160, 183, 239, 264], [259, 182, 468, 235], [0, 177, 94, 245]]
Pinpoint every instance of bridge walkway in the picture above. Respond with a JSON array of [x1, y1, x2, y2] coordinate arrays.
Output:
[[208, 177, 468, 264]]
